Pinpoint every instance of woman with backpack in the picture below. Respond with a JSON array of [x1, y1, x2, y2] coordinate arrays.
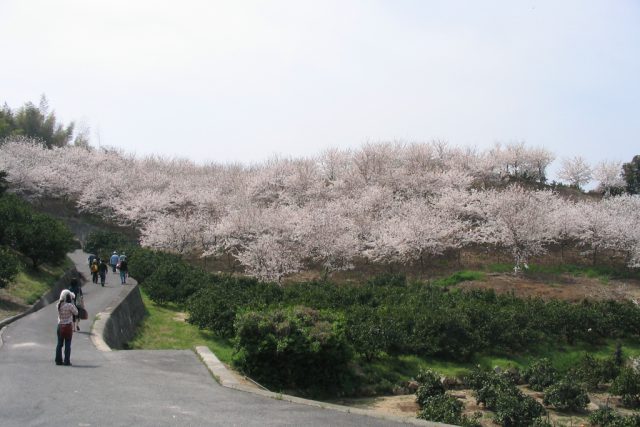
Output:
[[118, 257, 128, 285], [55, 289, 78, 366], [90, 259, 99, 284]]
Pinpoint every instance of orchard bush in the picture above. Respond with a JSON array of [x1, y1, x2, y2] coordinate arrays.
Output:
[[187, 276, 283, 337], [415, 368, 445, 407], [611, 367, 640, 408], [0, 246, 19, 287], [127, 248, 180, 285], [417, 394, 481, 427], [543, 378, 590, 411], [467, 367, 546, 426], [144, 262, 210, 304], [522, 358, 559, 391], [589, 407, 640, 426], [568, 354, 620, 390], [232, 306, 354, 396]]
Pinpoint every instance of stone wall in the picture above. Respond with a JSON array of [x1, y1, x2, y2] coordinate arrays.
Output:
[[101, 285, 146, 350]]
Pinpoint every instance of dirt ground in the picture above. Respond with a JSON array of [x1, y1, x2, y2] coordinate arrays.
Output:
[[338, 387, 636, 426], [458, 274, 640, 303]]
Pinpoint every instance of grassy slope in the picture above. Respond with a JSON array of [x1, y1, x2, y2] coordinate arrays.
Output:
[[0, 257, 73, 320], [127, 290, 234, 363], [4, 257, 72, 304]]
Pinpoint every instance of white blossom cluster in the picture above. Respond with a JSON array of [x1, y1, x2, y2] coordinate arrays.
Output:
[[0, 139, 637, 281]]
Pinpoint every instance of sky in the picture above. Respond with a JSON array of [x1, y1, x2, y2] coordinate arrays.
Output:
[[1, 0, 639, 174]]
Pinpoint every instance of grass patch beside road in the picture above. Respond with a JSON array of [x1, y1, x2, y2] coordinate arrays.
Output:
[[5, 257, 72, 305], [128, 290, 234, 364]]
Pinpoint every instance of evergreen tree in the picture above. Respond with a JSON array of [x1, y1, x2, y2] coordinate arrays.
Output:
[[622, 155, 640, 195]]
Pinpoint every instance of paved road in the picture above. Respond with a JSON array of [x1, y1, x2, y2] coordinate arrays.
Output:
[[0, 250, 412, 426]]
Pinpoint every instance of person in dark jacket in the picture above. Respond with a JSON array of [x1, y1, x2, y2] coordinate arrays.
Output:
[[68, 278, 83, 331], [98, 259, 108, 287], [118, 258, 128, 285]]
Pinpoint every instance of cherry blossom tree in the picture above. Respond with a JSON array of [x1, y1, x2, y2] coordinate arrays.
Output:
[[471, 185, 561, 272], [593, 160, 625, 196], [558, 156, 592, 190]]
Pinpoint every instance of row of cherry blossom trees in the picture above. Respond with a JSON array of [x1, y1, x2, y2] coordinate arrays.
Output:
[[1, 138, 637, 281]]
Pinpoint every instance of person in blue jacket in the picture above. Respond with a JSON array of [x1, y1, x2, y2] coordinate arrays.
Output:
[[110, 251, 119, 273]]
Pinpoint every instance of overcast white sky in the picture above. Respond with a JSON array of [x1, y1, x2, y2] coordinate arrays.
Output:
[[1, 0, 638, 171]]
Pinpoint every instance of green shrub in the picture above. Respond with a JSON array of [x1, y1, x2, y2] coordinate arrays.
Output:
[[466, 367, 517, 410], [143, 261, 210, 304], [494, 392, 546, 427], [523, 358, 559, 391], [232, 306, 354, 396], [569, 354, 620, 390], [417, 394, 481, 426], [187, 276, 283, 337], [84, 230, 133, 259], [589, 407, 640, 426], [0, 193, 73, 267], [611, 367, 640, 408], [543, 378, 590, 411], [0, 246, 19, 288], [127, 248, 179, 284], [415, 369, 445, 407]]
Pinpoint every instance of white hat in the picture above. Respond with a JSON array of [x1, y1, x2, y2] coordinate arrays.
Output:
[[59, 289, 75, 301]]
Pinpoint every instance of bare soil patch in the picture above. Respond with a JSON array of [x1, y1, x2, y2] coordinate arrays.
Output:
[[458, 274, 640, 303]]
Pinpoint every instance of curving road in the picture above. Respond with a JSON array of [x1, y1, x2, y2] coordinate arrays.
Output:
[[0, 250, 425, 426]]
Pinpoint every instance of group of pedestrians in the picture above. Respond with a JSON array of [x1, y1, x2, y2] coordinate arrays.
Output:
[[88, 251, 129, 285]]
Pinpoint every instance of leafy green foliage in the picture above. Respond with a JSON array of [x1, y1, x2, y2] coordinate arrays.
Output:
[[16, 212, 74, 267], [187, 276, 283, 337], [0, 194, 74, 267], [589, 407, 640, 426], [417, 394, 481, 426], [415, 368, 445, 407], [0, 246, 20, 288], [466, 366, 545, 426], [542, 378, 590, 411], [0, 170, 8, 195], [522, 358, 559, 391], [466, 367, 517, 409], [568, 354, 620, 390], [232, 306, 353, 396], [622, 155, 640, 195], [493, 392, 546, 427], [0, 96, 76, 148], [84, 230, 133, 259], [611, 367, 640, 408]]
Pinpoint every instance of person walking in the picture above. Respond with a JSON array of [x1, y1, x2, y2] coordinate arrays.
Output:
[[87, 254, 96, 270], [90, 259, 99, 284], [110, 251, 119, 273], [118, 257, 128, 285], [98, 258, 108, 287], [55, 289, 78, 366], [68, 279, 83, 331]]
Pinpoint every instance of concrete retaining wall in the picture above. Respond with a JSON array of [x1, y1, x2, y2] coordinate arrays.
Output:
[[0, 267, 78, 329], [93, 284, 145, 350]]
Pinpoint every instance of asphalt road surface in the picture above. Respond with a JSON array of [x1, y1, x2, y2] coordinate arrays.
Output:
[[0, 251, 414, 426]]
